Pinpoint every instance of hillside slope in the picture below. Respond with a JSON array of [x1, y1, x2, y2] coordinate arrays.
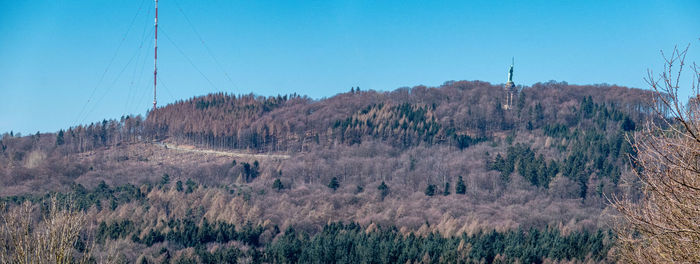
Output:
[[0, 80, 653, 262]]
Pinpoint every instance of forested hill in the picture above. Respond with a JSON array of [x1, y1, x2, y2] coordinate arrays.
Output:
[[0, 80, 655, 263], [147, 80, 653, 152], [1, 80, 654, 198]]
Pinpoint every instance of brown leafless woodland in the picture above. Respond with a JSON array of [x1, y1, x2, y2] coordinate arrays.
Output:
[[0, 196, 92, 264], [611, 45, 700, 263], [0, 73, 664, 262]]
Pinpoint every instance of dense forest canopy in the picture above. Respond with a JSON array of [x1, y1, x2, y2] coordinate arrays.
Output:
[[0, 80, 658, 262], [145, 80, 653, 152]]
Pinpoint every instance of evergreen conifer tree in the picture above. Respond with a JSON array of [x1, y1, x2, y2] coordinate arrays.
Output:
[[424, 185, 436, 196], [456, 176, 466, 194], [273, 179, 284, 191], [377, 181, 389, 199], [56, 129, 65, 146], [328, 177, 340, 191]]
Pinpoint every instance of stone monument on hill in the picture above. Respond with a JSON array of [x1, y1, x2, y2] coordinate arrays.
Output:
[[503, 57, 517, 110]]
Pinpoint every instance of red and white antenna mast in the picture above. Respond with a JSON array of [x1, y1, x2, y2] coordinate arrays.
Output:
[[153, 0, 158, 111]]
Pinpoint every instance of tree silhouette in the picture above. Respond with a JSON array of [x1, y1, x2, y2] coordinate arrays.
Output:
[[456, 176, 466, 194], [273, 179, 284, 191], [424, 185, 436, 196], [612, 45, 700, 263], [327, 177, 339, 191]]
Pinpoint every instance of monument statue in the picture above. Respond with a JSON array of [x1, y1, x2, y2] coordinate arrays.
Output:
[[507, 57, 514, 83], [503, 57, 516, 110]]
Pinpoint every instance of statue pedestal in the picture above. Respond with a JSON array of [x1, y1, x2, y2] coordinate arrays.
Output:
[[503, 81, 516, 110]]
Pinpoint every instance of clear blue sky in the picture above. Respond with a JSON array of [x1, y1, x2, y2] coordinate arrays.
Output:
[[1, 0, 698, 134]]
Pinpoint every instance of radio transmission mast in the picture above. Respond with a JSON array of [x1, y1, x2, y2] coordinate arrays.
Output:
[[153, 0, 158, 111]]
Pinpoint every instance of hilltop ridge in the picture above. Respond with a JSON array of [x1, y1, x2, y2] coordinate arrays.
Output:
[[146, 80, 651, 151]]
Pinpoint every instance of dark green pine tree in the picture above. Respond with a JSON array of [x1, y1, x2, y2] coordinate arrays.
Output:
[[176, 180, 184, 192], [378, 181, 389, 199], [273, 178, 284, 191], [443, 182, 451, 196], [185, 179, 197, 193], [621, 116, 636, 131], [456, 176, 466, 194], [160, 173, 170, 186], [424, 185, 436, 196], [56, 129, 65, 146], [328, 177, 340, 191]]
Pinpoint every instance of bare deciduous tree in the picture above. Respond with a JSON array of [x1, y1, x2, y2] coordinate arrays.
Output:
[[612, 45, 700, 263], [0, 197, 92, 264]]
